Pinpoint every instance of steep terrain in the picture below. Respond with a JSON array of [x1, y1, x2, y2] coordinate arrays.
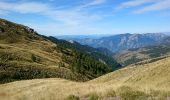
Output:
[[0, 56, 169, 100], [0, 18, 120, 83], [0, 18, 170, 100], [70, 33, 167, 52], [58, 33, 170, 66], [114, 38, 170, 66]]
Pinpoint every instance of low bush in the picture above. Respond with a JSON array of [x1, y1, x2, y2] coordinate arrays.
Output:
[[88, 92, 99, 100], [116, 86, 148, 100], [65, 95, 80, 100]]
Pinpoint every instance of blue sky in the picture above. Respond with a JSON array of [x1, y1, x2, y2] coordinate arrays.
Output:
[[0, 0, 170, 36]]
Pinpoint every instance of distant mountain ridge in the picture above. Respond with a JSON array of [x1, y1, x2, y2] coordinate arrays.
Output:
[[114, 37, 170, 66], [56, 34, 109, 40], [65, 33, 168, 52]]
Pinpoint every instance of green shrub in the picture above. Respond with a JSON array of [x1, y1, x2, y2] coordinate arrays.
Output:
[[31, 54, 36, 62], [58, 62, 65, 68], [31, 54, 40, 62], [88, 93, 99, 100], [116, 86, 148, 100], [65, 95, 80, 100], [0, 27, 5, 32]]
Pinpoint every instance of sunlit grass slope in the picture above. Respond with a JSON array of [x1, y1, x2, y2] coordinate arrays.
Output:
[[0, 56, 170, 100], [0, 18, 120, 83]]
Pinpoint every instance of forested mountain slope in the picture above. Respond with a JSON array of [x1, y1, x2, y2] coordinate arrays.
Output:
[[114, 38, 170, 66], [0, 18, 120, 83]]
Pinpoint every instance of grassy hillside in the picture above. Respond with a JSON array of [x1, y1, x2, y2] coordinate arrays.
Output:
[[114, 43, 170, 66], [0, 56, 170, 100], [0, 18, 120, 83]]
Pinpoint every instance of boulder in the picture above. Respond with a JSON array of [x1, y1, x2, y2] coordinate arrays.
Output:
[[25, 26, 35, 33]]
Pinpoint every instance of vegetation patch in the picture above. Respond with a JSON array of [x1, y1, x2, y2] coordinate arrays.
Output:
[[0, 18, 121, 84], [116, 86, 148, 100], [105, 89, 116, 97], [87, 92, 99, 100], [65, 95, 80, 100], [148, 89, 170, 100]]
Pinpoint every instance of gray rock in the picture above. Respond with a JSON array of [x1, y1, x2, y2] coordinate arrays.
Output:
[[25, 26, 35, 33]]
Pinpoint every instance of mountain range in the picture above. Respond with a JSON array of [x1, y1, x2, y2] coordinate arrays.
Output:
[[0, 18, 170, 100], [58, 33, 170, 66], [62, 33, 168, 53]]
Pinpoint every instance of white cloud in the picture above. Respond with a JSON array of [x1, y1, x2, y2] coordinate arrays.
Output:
[[0, 2, 50, 13], [134, 0, 170, 13], [116, 0, 170, 14], [24, 21, 108, 36], [81, 0, 106, 8], [45, 9, 101, 26], [116, 0, 157, 10], [0, 1, 106, 35], [0, 1, 101, 24]]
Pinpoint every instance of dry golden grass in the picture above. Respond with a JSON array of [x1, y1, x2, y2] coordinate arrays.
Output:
[[0, 56, 170, 100], [0, 40, 86, 83], [0, 39, 62, 66]]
